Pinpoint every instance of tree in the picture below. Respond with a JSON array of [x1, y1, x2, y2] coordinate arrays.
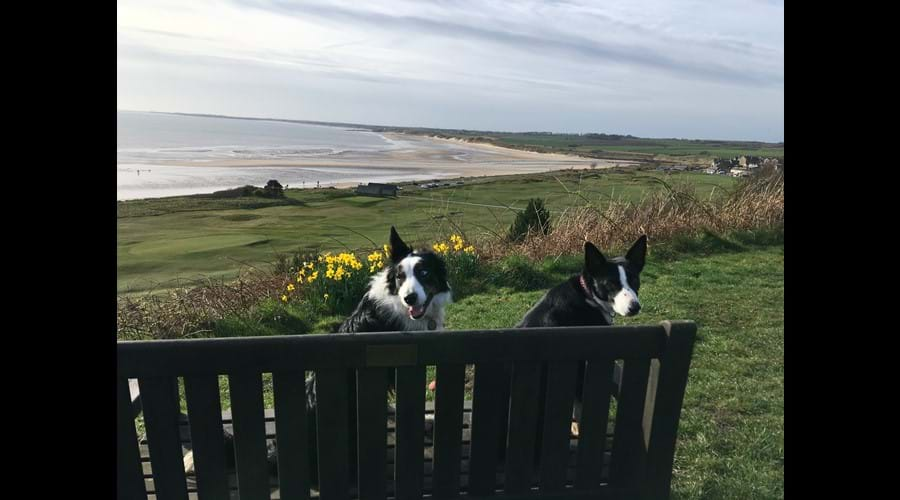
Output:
[[263, 179, 284, 198], [508, 198, 551, 242]]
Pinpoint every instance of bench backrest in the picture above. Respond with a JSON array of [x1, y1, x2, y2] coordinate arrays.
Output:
[[117, 321, 696, 500]]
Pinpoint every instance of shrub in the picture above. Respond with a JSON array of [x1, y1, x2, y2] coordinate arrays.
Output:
[[508, 198, 551, 242], [263, 179, 285, 198]]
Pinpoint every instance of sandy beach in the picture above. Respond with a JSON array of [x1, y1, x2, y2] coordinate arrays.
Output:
[[117, 130, 637, 200], [168, 133, 630, 173]]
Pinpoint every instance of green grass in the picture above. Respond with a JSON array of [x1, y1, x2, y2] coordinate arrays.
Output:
[[117, 168, 737, 295], [370, 126, 783, 163], [490, 135, 784, 160]]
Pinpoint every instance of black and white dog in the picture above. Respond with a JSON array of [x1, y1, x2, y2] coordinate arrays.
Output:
[[518, 235, 646, 328], [301, 226, 452, 483], [498, 235, 647, 461], [338, 226, 453, 333]]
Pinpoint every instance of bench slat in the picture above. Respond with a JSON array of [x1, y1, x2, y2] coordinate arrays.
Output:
[[431, 363, 465, 499], [395, 366, 426, 499], [609, 358, 651, 487], [468, 363, 508, 496], [503, 361, 541, 494], [141, 376, 189, 500], [643, 321, 697, 500], [118, 327, 667, 377], [229, 372, 271, 500], [272, 371, 311, 500], [315, 368, 350, 500], [538, 361, 579, 492], [575, 359, 614, 490], [183, 375, 230, 500], [356, 368, 389, 500], [119, 378, 148, 500]]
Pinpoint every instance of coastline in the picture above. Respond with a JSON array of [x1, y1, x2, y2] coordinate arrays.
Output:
[[117, 130, 638, 201]]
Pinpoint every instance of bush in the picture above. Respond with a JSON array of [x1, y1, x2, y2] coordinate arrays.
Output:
[[263, 179, 285, 198], [508, 198, 551, 242]]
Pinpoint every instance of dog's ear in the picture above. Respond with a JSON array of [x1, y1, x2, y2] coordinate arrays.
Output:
[[584, 241, 606, 272], [389, 226, 412, 263], [626, 235, 647, 272]]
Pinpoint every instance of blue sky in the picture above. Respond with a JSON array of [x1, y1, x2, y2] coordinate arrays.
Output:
[[117, 0, 784, 142]]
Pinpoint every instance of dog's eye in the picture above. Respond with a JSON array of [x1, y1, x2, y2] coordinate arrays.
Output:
[[420, 269, 429, 277]]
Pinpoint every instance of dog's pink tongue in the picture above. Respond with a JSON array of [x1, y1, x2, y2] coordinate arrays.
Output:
[[409, 305, 424, 318]]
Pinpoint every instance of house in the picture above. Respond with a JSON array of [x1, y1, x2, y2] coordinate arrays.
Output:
[[730, 168, 751, 178], [739, 156, 763, 168], [710, 157, 739, 173], [355, 183, 399, 197]]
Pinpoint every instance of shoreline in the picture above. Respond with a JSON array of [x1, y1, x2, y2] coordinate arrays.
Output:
[[117, 131, 638, 201]]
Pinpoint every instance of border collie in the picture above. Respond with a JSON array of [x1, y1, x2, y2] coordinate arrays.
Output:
[[338, 226, 453, 333], [299, 226, 452, 484], [497, 236, 647, 461], [518, 235, 646, 328]]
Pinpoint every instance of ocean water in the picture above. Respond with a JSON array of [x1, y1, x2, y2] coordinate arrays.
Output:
[[116, 111, 412, 200], [117, 111, 394, 163]]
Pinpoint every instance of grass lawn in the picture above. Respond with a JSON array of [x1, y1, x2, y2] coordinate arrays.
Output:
[[117, 168, 736, 295]]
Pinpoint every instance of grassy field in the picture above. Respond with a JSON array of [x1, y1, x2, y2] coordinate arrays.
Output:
[[117, 168, 737, 295], [162, 235, 784, 499], [372, 126, 784, 164], [488, 135, 784, 160]]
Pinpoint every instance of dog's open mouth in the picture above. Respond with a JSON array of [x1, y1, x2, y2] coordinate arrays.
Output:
[[408, 295, 433, 320]]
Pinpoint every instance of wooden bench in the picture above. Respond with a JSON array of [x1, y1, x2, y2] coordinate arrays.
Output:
[[118, 321, 696, 500]]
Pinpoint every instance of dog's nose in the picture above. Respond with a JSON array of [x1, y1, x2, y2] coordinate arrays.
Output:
[[404, 293, 419, 305], [628, 303, 641, 316]]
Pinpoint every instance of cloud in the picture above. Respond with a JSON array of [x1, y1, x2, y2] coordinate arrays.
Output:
[[116, 0, 783, 141]]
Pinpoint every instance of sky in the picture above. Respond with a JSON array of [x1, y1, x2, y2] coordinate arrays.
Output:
[[116, 0, 784, 142]]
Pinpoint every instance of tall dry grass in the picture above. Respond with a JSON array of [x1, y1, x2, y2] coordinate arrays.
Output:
[[116, 270, 289, 340], [479, 166, 783, 261]]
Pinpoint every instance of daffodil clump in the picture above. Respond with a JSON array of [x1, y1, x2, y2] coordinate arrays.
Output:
[[431, 234, 475, 256], [433, 234, 479, 280], [281, 250, 375, 314], [432, 234, 476, 256]]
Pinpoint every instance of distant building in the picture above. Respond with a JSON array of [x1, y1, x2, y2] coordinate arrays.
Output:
[[739, 155, 763, 168], [356, 183, 399, 197], [730, 168, 751, 178]]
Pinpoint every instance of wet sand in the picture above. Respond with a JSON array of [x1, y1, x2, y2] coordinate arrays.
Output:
[[116, 132, 637, 200]]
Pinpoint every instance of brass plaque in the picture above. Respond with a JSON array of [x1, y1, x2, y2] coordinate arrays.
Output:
[[366, 344, 418, 367]]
